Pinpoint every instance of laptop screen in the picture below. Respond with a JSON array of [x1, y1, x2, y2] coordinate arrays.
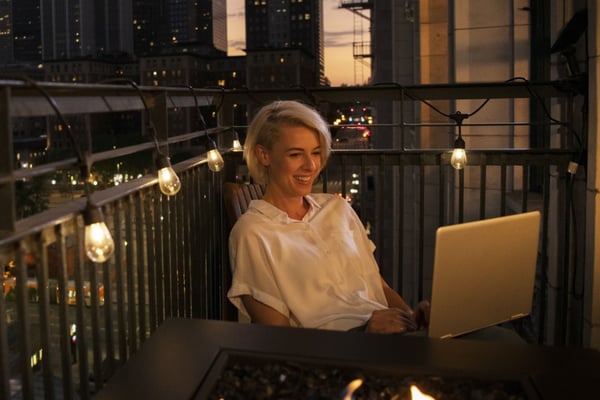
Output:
[[427, 211, 541, 339]]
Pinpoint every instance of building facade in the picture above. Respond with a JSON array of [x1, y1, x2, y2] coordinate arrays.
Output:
[[245, 0, 325, 88], [133, 0, 227, 57]]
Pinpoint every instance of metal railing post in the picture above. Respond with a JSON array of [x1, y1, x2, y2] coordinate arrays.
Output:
[[0, 87, 15, 236]]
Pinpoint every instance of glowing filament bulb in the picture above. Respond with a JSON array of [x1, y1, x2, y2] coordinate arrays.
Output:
[[232, 131, 243, 152], [156, 156, 181, 196], [84, 204, 115, 263], [451, 136, 467, 170], [206, 137, 225, 172]]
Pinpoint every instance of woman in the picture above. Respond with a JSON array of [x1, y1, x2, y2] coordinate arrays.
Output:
[[227, 100, 429, 334]]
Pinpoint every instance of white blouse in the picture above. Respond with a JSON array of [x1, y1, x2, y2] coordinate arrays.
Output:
[[227, 193, 388, 331]]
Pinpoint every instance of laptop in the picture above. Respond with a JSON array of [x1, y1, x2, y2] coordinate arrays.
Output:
[[427, 211, 541, 339]]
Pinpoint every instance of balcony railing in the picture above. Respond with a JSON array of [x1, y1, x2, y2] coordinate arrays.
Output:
[[0, 80, 577, 399]]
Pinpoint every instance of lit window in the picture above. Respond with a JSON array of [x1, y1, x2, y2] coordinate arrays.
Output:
[[232, 71, 237, 78], [305, 13, 310, 20], [218, 79, 225, 87]]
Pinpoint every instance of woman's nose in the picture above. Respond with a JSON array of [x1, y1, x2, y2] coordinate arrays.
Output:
[[303, 155, 317, 170]]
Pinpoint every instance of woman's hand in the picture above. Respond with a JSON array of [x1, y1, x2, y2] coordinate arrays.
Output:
[[412, 300, 430, 330], [366, 308, 417, 334]]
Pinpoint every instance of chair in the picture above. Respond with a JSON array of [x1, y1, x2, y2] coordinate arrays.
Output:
[[222, 182, 265, 320], [223, 182, 265, 230]]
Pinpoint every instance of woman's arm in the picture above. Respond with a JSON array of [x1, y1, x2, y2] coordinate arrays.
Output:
[[241, 295, 291, 327], [380, 276, 412, 312], [368, 276, 430, 333]]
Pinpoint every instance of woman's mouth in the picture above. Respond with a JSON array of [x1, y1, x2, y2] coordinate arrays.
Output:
[[295, 175, 312, 183]]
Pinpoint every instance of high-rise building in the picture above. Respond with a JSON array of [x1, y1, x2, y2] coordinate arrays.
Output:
[[0, 0, 13, 63], [40, 0, 94, 59], [94, 0, 134, 56], [133, 0, 227, 57], [3, 0, 133, 65], [39, 0, 134, 60], [245, 0, 325, 88], [132, 0, 162, 56], [12, 0, 41, 63]]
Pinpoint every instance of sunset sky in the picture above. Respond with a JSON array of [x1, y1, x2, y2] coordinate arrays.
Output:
[[226, 0, 371, 86]]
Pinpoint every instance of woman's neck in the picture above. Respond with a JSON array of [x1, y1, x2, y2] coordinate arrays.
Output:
[[263, 193, 309, 220]]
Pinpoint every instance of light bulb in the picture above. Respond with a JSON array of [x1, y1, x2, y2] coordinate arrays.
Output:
[[84, 204, 115, 263], [207, 149, 225, 172], [451, 148, 467, 169], [156, 155, 181, 196], [232, 138, 243, 152], [450, 136, 467, 170], [158, 165, 181, 195], [232, 131, 243, 152], [206, 137, 225, 172]]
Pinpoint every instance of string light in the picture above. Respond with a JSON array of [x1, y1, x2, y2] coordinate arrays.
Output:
[[130, 81, 183, 196], [25, 77, 115, 263], [189, 85, 225, 173], [104, 78, 182, 197], [451, 135, 467, 170], [206, 136, 225, 172], [83, 202, 115, 263], [156, 154, 182, 195], [232, 130, 243, 152], [449, 111, 468, 170]]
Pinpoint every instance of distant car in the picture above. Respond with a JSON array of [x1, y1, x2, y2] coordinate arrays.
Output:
[[333, 127, 371, 149]]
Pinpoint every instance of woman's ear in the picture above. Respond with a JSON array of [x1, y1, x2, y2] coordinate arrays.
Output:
[[255, 145, 270, 166]]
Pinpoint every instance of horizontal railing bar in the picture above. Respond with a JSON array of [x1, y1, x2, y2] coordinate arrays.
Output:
[[230, 121, 564, 131], [330, 148, 574, 159], [0, 156, 79, 184], [326, 153, 573, 167], [0, 127, 228, 184], [0, 80, 220, 117], [222, 81, 571, 104], [282, 123, 559, 132], [400, 121, 565, 128]]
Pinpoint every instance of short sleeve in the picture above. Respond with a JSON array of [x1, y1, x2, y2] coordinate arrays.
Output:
[[227, 220, 291, 320]]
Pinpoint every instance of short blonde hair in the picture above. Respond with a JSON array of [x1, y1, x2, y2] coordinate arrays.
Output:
[[244, 100, 332, 184]]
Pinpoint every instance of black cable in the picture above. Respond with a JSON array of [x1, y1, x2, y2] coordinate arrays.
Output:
[[188, 85, 211, 137], [99, 77, 165, 156], [16, 76, 92, 198], [373, 81, 491, 120]]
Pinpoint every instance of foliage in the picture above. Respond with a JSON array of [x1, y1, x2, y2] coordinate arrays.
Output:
[[15, 176, 50, 219]]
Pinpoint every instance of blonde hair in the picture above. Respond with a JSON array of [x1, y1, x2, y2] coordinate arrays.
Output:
[[244, 100, 332, 184]]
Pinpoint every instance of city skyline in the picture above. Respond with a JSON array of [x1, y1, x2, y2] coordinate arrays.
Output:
[[227, 0, 367, 86]]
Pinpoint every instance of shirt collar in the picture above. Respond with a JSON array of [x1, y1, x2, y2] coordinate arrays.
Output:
[[250, 194, 322, 223]]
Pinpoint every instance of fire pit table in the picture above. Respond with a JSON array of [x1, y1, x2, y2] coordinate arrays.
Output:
[[97, 318, 600, 400]]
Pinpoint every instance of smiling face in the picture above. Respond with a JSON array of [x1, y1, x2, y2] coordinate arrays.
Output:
[[256, 124, 322, 201]]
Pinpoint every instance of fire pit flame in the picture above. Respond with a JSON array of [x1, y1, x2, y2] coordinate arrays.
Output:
[[341, 378, 364, 400], [410, 384, 436, 400]]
